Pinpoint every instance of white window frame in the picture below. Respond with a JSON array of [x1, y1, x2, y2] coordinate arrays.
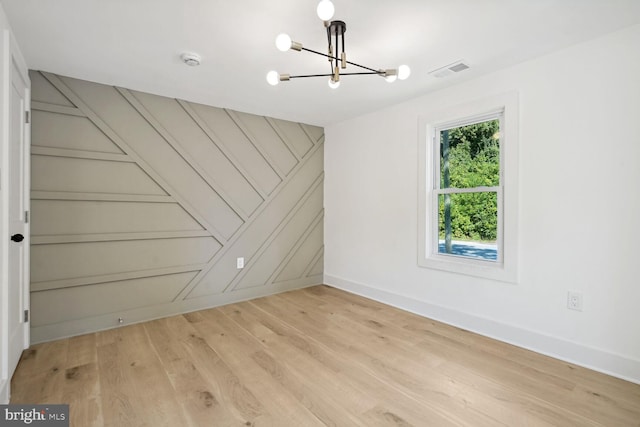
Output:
[[418, 92, 519, 283]]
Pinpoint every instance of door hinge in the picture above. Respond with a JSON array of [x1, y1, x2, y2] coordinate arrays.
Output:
[[25, 110, 30, 124], [25, 211, 29, 223], [24, 310, 29, 322]]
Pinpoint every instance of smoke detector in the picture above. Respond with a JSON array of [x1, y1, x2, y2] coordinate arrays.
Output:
[[429, 60, 470, 78], [181, 52, 201, 66]]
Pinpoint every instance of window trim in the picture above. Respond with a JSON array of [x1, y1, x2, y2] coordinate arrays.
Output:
[[418, 92, 519, 283]]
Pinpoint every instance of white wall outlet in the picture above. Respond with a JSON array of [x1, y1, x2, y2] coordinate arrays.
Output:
[[236, 257, 244, 269], [567, 291, 583, 311]]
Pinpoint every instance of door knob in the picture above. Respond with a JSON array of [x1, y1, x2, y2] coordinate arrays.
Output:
[[10, 233, 24, 242]]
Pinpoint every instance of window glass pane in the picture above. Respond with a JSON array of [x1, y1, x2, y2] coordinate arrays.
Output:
[[438, 192, 497, 261], [440, 119, 500, 189]]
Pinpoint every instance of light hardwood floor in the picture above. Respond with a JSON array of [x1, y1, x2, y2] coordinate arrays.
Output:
[[10, 285, 640, 426]]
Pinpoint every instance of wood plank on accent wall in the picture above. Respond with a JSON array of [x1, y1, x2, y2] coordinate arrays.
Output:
[[31, 110, 122, 154], [31, 237, 221, 284], [31, 155, 168, 196], [275, 220, 324, 284], [126, 90, 264, 218], [31, 272, 199, 327], [269, 118, 316, 159], [31, 200, 204, 236], [29, 70, 324, 343], [228, 110, 298, 177], [30, 70, 74, 106], [184, 145, 324, 300], [186, 102, 282, 196], [235, 183, 323, 290], [58, 76, 244, 241]]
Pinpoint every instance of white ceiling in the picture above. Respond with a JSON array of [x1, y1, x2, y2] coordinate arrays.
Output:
[[2, 0, 640, 126]]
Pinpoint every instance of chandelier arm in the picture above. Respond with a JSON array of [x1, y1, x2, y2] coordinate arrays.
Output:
[[289, 73, 334, 79], [332, 72, 379, 76], [326, 26, 334, 73], [335, 31, 339, 67], [343, 61, 380, 73], [341, 31, 345, 69], [288, 72, 380, 79], [300, 47, 383, 74]]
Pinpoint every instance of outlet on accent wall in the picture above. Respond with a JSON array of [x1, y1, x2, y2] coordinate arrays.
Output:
[[567, 291, 583, 311]]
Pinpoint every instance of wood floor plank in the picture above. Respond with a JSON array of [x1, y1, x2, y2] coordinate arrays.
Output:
[[305, 285, 640, 424], [215, 303, 376, 426], [66, 333, 98, 367], [285, 293, 566, 426], [295, 287, 604, 426], [144, 316, 246, 426], [192, 308, 329, 426], [10, 285, 640, 426], [61, 363, 103, 427], [227, 300, 465, 426], [96, 338, 146, 426], [119, 324, 197, 427], [268, 288, 640, 426], [159, 313, 268, 425], [265, 291, 508, 426], [416, 327, 638, 426], [305, 289, 615, 426], [317, 285, 640, 408], [10, 339, 68, 403]]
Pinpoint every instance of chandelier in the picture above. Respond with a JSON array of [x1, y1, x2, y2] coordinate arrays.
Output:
[[266, 0, 410, 89]]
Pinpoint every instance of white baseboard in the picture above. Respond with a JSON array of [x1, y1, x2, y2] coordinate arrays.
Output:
[[0, 379, 9, 404], [324, 274, 640, 385]]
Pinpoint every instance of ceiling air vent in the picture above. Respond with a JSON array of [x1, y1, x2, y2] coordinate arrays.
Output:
[[429, 60, 470, 78]]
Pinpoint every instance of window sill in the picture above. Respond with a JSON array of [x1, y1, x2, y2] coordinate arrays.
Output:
[[419, 253, 517, 283]]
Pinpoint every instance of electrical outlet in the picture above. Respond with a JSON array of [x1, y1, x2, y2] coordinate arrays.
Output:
[[236, 257, 244, 269], [567, 291, 583, 311]]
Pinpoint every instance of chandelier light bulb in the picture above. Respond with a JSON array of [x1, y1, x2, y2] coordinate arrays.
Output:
[[317, 0, 335, 21], [266, 71, 280, 86], [398, 65, 411, 80], [328, 78, 340, 89], [385, 74, 398, 83], [275, 33, 292, 52]]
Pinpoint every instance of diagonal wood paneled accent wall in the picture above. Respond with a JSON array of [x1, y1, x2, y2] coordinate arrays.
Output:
[[29, 71, 324, 343]]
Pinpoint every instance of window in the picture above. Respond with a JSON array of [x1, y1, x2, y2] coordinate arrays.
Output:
[[418, 93, 519, 282], [435, 114, 502, 262]]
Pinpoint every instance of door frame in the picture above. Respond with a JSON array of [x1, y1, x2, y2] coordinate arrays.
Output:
[[0, 16, 30, 404]]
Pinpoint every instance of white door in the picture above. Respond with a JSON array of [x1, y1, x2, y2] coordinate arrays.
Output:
[[2, 55, 30, 400]]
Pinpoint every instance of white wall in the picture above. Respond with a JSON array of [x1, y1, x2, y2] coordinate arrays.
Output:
[[324, 24, 640, 383]]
